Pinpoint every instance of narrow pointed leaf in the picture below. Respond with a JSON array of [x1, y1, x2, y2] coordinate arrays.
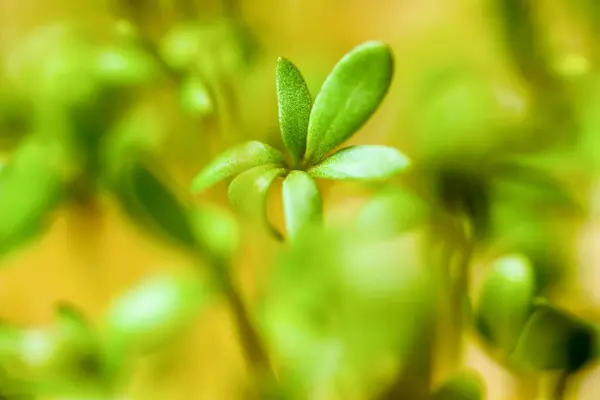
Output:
[[307, 145, 410, 180], [228, 164, 285, 234], [115, 162, 197, 249], [282, 171, 322, 240], [277, 58, 312, 164], [304, 41, 394, 164], [510, 303, 596, 372], [431, 370, 484, 400], [475, 255, 535, 352], [191, 141, 285, 192]]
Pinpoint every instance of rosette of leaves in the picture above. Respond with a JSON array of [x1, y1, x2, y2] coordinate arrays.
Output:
[[191, 41, 410, 240]]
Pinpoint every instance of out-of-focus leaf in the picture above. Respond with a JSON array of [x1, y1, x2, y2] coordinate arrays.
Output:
[[307, 145, 410, 180], [489, 200, 570, 293], [160, 19, 259, 74], [228, 165, 285, 235], [191, 141, 285, 193], [510, 303, 596, 372], [180, 74, 213, 116], [5, 23, 97, 105], [260, 225, 429, 398], [104, 272, 211, 359], [304, 42, 394, 164], [491, 162, 581, 213], [282, 171, 322, 240], [414, 72, 525, 163], [475, 255, 535, 352], [113, 161, 197, 249], [189, 204, 240, 261], [92, 44, 160, 87], [0, 138, 64, 259], [41, 304, 107, 392], [430, 370, 485, 400], [435, 167, 491, 239], [354, 186, 429, 240], [488, 0, 550, 82], [276, 57, 312, 164], [159, 23, 205, 71]]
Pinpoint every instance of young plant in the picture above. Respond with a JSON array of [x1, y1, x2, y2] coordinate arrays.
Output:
[[191, 41, 410, 240]]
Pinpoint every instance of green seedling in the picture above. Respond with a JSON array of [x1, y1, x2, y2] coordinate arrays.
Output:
[[192, 41, 410, 240]]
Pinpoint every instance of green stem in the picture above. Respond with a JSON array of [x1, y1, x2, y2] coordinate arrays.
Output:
[[554, 371, 570, 400], [200, 253, 274, 392]]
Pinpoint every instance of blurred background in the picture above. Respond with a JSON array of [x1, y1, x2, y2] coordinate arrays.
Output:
[[2, 0, 600, 399]]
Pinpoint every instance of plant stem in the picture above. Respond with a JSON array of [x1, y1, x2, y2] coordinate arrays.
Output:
[[553, 371, 570, 400], [447, 217, 475, 369], [200, 253, 274, 392]]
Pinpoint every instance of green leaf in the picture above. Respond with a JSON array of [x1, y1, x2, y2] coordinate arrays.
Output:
[[475, 255, 535, 352], [307, 145, 410, 180], [276, 57, 312, 164], [430, 370, 484, 400], [304, 41, 394, 164], [492, 161, 580, 214], [92, 44, 160, 87], [104, 272, 211, 359], [510, 303, 596, 372], [260, 226, 429, 398], [189, 204, 240, 261], [282, 171, 322, 240], [191, 141, 285, 193], [114, 162, 197, 250], [354, 186, 428, 240], [0, 138, 63, 258], [228, 165, 285, 237], [180, 75, 213, 117]]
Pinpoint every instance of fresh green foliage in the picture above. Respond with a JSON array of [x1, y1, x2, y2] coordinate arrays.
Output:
[[475, 255, 535, 352], [282, 171, 322, 241], [104, 271, 211, 359], [430, 370, 484, 400], [307, 145, 410, 180], [260, 226, 429, 399], [304, 42, 394, 164], [3, 3, 600, 399], [510, 302, 596, 373], [276, 57, 312, 164], [353, 186, 429, 240], [191, 141, 286, 192], [0, 137, 64, 257], [189, 204, 240, 261], [191, 41, 409, 240], [112, 161, 197, 250], [228, 164, 285, 230]]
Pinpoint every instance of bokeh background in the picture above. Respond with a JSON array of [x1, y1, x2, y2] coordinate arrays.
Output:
[[2, 0, 600, 399]]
